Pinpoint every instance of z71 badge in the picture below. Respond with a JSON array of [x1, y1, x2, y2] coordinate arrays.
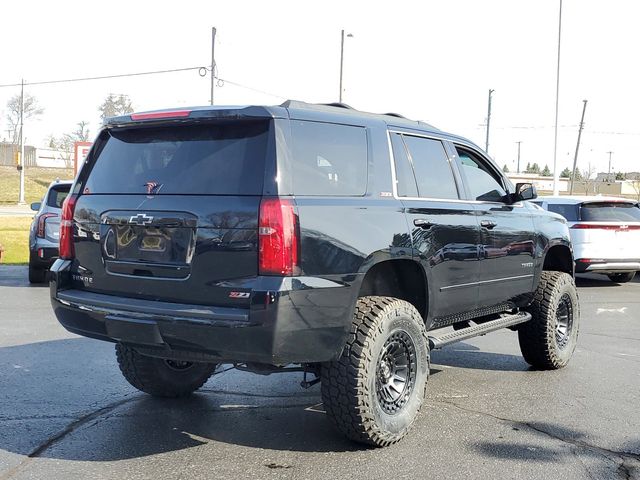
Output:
[[229, 291, 250, 299]]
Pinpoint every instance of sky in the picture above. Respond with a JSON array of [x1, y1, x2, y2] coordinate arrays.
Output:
[[1, 0, 639, 174]]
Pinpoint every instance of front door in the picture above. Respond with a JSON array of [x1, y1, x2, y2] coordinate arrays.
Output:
[[453, 145, 536, 307]]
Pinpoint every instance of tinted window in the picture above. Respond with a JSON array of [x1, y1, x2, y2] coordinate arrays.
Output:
[[402, 135, 458, 199], [290, 121, 367, 196], [547, 203, 579, 221], [84, 122, 269, 195], [457, 148, 506, 202], [390, 133, 418, 197], [581, 202, 640, 222], [47, 185, 70, 208]]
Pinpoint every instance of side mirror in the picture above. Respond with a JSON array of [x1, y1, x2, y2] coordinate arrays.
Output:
[[515, 183, 537, 201], [30, 202, 41, 211]]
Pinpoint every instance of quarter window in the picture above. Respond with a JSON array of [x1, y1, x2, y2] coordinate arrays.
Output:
[[390, 133, 418, 197], [290, 121, 367, 196], [401, 135, 458, 200], [456, 147, 507, 202]]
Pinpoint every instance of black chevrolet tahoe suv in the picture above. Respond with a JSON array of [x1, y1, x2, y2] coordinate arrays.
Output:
[[50, 101, 579, 447]]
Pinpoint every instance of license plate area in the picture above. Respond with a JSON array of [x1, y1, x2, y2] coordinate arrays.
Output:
[[100, 210, 197, 279]]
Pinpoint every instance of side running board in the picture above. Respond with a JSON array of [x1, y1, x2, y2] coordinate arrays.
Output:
[[428, 311, 532, 350]]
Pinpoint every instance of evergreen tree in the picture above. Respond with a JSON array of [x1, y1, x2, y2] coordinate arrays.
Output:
[[502, 164, 510, 173], [560, 167, 572, 178], [541, 165, 552, 177]]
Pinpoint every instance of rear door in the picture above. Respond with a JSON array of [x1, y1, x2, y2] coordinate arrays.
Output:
[[389, 131, 481, 318], [70, 120, 272, 307]]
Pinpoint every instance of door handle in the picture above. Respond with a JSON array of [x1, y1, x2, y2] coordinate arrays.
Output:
[[414, 219, 435, 229], [480, 220, 497, 229]]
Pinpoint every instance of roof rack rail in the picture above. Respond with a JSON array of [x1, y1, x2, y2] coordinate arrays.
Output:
[[320, 102, 355, 110], [383, 112, 407, 119]]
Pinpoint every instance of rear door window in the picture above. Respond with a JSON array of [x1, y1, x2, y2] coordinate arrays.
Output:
[[547, 203, 579, 221], [83, 121, 269, 195], [580, 202, 640, 222], [401, 135, 459, 200], [390, 133, 419, 197], [289, 120, 367, 196]]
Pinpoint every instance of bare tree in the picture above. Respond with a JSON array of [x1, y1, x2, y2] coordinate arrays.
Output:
[[99, 94, 133, 120], [630, 180, 640, 201], [581, 164, 597, 195], [49, 121, 91, 167], [5, 93, 44, 144]]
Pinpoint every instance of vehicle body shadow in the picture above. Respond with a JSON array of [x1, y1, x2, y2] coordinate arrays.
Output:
[[0, 337, 365, 463], [575, 273, 625, 288], [0, 265, 47, 287], [431, 341, 530, 372]]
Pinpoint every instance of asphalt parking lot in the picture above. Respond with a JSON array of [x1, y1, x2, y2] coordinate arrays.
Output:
[[0, 266, 638, 480]]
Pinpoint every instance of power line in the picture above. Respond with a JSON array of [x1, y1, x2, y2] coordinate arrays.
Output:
[[0, 66, 288, 101], [0, 66, 204, 88]]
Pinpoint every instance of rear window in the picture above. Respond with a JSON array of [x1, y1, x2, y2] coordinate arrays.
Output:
[[289, 120, 367, 196], [47, 185, 70, 208], [580, 202, 640, 222], [83, 122, 269, 195], [547, 203, 579, 221]]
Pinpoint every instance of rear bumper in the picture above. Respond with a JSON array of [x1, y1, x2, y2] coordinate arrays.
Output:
[[49, 259, 357, 365], [575, 258, 640, 274], [30, 246, 59, 268]]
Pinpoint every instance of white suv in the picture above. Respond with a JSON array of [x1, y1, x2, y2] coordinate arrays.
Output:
[[534, 196, 640, 283]]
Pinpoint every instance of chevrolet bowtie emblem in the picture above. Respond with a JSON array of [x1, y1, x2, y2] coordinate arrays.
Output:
[[129, 213, 154, 225]]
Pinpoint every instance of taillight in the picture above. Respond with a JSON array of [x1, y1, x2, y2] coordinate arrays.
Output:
[[258, 198, 299, 276], [571, 223, 640, 230], [59, 194, 78, 260], [36, 213, 57, 238]]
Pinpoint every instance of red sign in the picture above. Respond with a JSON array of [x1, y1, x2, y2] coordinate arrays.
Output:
[[74, 141, 92, 175]]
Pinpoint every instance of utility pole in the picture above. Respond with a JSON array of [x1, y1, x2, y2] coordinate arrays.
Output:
[[485, 89, 494, 154], [516, 141, 522, 173], [18, 79, 25, 205], [607, 151, 613, 176], [569, 99, 588, 195], [552, 0, 563, 195], [210, 27, 217, 106]]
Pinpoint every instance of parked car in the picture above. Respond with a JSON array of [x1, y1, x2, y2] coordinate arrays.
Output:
[[28, 180, 73, 283], [49, 101, 579, 446], [533, 196, 640, 282]]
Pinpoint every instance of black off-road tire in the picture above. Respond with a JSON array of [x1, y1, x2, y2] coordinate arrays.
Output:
[[115, 344, 217, 398], [607, 272, 635, 283], [519, 271, 579, 370], [321, 296, 430, 447], [28, 258, 46, 284]]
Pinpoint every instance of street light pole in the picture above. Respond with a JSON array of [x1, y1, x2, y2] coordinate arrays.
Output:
[[607, 151, 613, 176], [485, 89, 494, 154], [552, 0, 563, 196], [516, 141, 522, 173]]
